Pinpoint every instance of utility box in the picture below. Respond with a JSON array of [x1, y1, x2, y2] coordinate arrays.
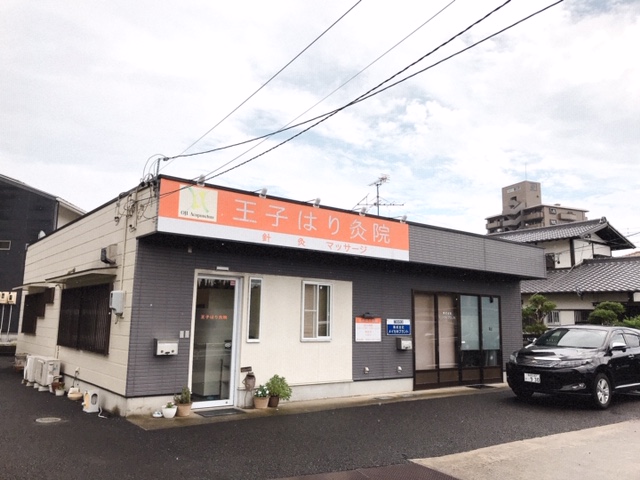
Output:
[[396, 338, 413, 351], [109, 290, 125, 316], [155, 339, 178, 356]]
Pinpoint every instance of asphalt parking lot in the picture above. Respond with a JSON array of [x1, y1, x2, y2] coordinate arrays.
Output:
[[2, 355, 640, 480]]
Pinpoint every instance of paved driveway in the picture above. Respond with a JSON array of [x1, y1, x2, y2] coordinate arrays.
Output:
[[2, 356, 640, 479]]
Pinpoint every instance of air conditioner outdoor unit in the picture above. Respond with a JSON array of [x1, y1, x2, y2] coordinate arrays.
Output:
[[34, 357, 60, 387], [24, 355, 39, 385]]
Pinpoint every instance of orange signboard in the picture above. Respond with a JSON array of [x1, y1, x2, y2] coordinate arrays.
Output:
[[157, 178, 409, 260]]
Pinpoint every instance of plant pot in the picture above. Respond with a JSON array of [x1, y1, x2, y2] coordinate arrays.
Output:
[[268, 395, 280, 408], [55, 389, 65, 397], [253, 396, 269, 409], [67, 389, 83, 401], [162, 407, 177, 419], [176, 403, 192, 417]]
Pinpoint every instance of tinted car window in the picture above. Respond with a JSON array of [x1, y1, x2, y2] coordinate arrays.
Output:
[[623, 333, 640, 348], [535, 328, 607, 348]]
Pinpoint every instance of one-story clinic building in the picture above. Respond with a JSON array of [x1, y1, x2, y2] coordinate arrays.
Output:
[[15, 175, 545, 416]]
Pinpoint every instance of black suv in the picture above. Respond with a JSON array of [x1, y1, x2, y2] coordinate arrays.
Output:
[[507, 325, 640, 409]]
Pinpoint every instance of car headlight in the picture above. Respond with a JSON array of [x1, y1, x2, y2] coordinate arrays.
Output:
[[555, 359, 590, 368], [509, 353, 518, 364]]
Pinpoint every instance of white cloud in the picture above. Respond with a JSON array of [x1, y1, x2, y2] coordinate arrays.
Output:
[[1, 0, 638, 252]]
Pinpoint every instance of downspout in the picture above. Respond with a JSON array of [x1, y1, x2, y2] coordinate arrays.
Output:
[[570, 239, 576, 267]]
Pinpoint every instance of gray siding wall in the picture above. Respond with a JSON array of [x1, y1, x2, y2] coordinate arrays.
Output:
[[127, 235, 525, 397], [409, 225, 546, 279]]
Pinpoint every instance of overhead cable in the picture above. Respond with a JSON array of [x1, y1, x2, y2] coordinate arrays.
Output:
[[196, 0, 458, 179], [160, 0, 564, 198], [160, 0, 362, 174], [206, 0, 566, 181]]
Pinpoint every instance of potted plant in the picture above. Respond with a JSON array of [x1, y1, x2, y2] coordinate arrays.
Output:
[[253, 384, 270, 409], [55, 382, 66, 397], [265, 374, 292, 408], [174, 386, 192, 417], [161, 401, 177, 419]]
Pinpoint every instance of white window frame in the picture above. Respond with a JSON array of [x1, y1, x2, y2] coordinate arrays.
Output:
[[0, 240, 10, 250], [247, 277, 263, 343], [301, 281, 332, 341], [547, 310, 560, 325]]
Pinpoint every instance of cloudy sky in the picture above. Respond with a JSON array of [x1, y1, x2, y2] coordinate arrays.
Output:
[[2, 0, 639, 251]]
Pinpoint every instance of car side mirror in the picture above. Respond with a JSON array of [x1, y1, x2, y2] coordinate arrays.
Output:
[[610, 342, 627, 352]]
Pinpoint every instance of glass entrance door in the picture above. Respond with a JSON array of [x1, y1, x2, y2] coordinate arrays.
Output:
[[191, 276, 238, 408], [414, 292, 502, 389]]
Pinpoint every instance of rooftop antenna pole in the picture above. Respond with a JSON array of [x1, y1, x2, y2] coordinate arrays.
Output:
[[370, 174, 390, 216]]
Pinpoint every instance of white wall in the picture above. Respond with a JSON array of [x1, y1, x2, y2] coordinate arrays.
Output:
[[16, 186, 157, 395], [237, 274, 353, 389]]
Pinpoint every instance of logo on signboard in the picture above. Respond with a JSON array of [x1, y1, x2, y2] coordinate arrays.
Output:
[[179, 185, 218, 222]]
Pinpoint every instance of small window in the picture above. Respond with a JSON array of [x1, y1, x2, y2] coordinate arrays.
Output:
[[547, 311, 560, 324], [21, 292, 43, 334], [550, 219, 557, 225], [302, 282, 331, 340], [549, 208, 557, 214], [57, 283, 111, 354], [0, 240, 10, 250], [247, 278, 262, 341]]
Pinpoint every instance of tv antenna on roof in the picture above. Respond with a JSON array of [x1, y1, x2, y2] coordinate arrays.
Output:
[[353, 174, 404, 216]]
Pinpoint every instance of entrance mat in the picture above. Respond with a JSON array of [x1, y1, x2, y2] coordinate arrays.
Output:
[[466, 384, 495, 389], [197, 408, 247, 418]]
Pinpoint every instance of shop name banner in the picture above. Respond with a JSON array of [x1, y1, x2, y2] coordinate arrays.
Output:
[[157, 178, 409, 261]]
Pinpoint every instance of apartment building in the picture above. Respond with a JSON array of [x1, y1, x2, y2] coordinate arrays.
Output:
[[486, 180, 588, 234]]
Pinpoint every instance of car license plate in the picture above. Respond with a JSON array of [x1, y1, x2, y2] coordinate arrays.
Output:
[[524, 373, 540, 383]]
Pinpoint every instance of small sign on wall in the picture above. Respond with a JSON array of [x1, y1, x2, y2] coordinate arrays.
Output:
[[387, 318, 411, 335], [355, 316, 382, 342]]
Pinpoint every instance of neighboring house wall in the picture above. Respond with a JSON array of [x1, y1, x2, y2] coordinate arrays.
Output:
[[0, 178, 56, 335], [523, 291, 637, 326]]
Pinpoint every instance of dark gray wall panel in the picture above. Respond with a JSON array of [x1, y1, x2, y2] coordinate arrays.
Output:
[[0, 178, 57, 333], [409, 225, 546, 279], [127, 235, 525, 396]]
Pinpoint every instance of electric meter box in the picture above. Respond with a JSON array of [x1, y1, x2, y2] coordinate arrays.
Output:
[[396, 338, 413, 351], [155, 339, 178, 356], [109, 290, 125, 316]]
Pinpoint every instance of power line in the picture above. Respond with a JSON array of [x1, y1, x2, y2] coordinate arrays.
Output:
[[186, 0, 458, 180], [163, 0, 514, 166], [203, 0, 564, 182], [160, 0, 362, 174], [159, 0, 564, 200]]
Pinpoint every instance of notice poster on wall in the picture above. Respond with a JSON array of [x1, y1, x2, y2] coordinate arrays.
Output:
[[354, 316, 382, 342]]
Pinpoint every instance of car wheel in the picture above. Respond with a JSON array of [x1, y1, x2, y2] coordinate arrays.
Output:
[[512, 387, 534, 400], [592, 373, 612, 409]]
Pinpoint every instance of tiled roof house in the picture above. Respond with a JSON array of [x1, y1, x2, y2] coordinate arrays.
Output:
[[490, 218, 640, 324]]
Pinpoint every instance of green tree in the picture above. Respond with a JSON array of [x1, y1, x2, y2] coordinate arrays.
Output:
[[522, 294, 556, 334], [522, 294, 557, 324], [619, 315, 640, 329], [588, 301, 625, 325]]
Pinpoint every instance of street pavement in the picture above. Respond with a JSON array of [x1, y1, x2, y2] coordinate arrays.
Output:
[[2, 355, 640, 479]]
